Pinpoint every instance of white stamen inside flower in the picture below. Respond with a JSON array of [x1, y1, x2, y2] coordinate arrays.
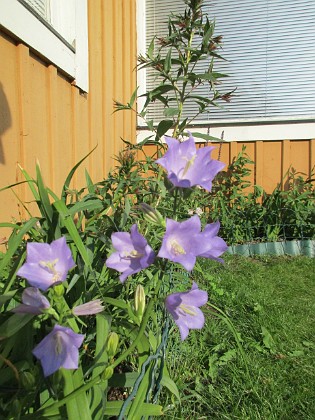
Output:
[[170, 240, 186, 256], [179, 304, 197, 316], [122, 250, 144, 259], [182, 154, 197, 176], [54, 332, 63, 355], [39, 259, 61, 283]]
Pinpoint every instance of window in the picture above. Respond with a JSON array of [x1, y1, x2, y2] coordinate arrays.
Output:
[[137, 0, 315, 141], [0, 0, 88, 92]]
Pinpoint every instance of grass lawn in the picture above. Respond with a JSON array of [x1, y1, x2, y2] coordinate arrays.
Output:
[[162, 255, 315, 419]]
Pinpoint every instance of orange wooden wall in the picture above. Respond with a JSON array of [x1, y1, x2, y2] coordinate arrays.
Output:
[[0, 0, 137, 238]]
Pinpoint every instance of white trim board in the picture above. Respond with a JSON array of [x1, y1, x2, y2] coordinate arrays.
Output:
[[137, 122, 315, 143], [0, 0, 89, 92]]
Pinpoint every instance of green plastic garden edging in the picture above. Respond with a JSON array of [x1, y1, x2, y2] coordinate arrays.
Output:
[[226, 239, 315, 257]]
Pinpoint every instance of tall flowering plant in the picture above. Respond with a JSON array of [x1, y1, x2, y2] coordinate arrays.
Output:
[[0, 1, 232, 418]]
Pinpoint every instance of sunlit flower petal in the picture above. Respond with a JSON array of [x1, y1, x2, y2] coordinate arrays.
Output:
[[165, 282, 208, 340], [106, 224, 155, 282], [72, 299, 104, 316], [32, 325, 84, 377], [156, 134, 225, 191], [17, 237, 75, 291], [12, 287, 50, 315]]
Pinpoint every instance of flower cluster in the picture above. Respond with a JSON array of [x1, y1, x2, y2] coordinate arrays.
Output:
[[16, 237, 104, 376], [105, 135, 227, 341], [16, 135, 227, 382]]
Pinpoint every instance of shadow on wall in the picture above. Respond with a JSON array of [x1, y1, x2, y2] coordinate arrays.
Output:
[[0, 82, 12, 164]]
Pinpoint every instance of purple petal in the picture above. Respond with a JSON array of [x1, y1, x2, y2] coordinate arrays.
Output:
[[17, 237, 75, 291], [155, 135, 225, 191], [32, 325, 84, 377], [106, 225, 155, 282], [165, 282, 208, 341], [73, 299, 104, 316]]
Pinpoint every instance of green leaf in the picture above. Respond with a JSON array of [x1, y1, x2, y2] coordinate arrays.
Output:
[[190, 132, 222, 142], [0, 314, 34, 339], [18, 164, 40, 201], [108, 372, 139, 388], [156, 120, 173, 139], [160, 375, 181, 402], [164, 49, 172, 73], [128, 87, 139, 108], [0, 218, 38, 275], [36, 162, 54, 223], [147, 38, 155, 59], [53, 200, 91, 267], [67, 199, 104, 215], [103, 401, 163, 417], [0, 291, 17, 306], [85, 170, 95, 194], [164, 107, 179, 117], [61, 146, 97, 200], [261, 326, 276, 354]]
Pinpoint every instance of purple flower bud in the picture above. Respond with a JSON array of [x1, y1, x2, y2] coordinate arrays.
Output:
[[12, 287, 50, 315], [156, 135, 225, 191], [17, 237, 75, 291], [72, 299, 104, 316], [32, 325, 84, 377], [106, 224, 155, 282], [165, 282, 208, 340]]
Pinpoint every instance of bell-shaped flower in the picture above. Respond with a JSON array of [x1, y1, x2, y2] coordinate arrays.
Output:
[[156, 135, 225, 191], [32, 325, 84, 377], [12, 287, 50, 315], [196, 221, 228, 262], [106, 224, 155, 282], [158, 215, 202, 271], [165, 282, 208, 340], [17, 237, 75, 291], [72, 299, 104, 316]]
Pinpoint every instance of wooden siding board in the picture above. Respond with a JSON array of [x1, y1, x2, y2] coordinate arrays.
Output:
[[88, 0, 104, 181], [290, 140, 310, 177], [102, 0, 115, 172], [0, 34, 22, 229]]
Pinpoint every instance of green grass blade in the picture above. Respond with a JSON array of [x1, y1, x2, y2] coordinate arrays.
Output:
[[36, 162, 54, 222], [0, 218, 38, 274], [53, 200, 91, 267], [61, 146, 97, 200]]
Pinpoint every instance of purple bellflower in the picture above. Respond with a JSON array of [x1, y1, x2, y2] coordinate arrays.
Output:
[[12, 287, 50, 315], [32, 324, 84, 377], [158, 216, 202, 271], [17, 237, 75, 291], [106, 224, 155, 282], [156, 135, 225, 191], [197, 221, 228, 262], [158, 216, 227, 270], [72, 299, 104, 316], [165, 282, 208, 341]]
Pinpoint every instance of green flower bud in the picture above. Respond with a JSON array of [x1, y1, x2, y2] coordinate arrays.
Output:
[[106, 332, 119, 358], [20, 371, 36, 390], [134, 284, 146, 322], [139, 203, 165, 227], [102, 366, 114, 380], [54, 284, 65, 297]]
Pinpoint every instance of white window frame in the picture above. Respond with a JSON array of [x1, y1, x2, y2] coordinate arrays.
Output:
[[0, 0, 89, 92], [136, 0, 315, 142]]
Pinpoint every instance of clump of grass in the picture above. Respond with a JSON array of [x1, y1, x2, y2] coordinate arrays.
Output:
[[162, 256, 315, 419]]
